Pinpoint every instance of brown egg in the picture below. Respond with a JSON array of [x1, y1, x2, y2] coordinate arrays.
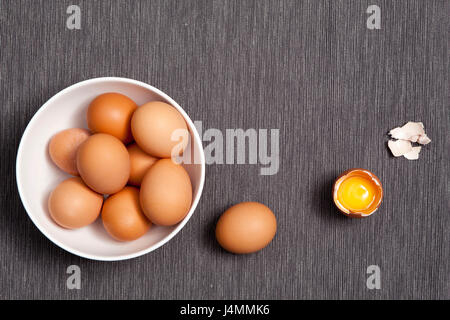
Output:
[[215, 202, 277, 254], [140, 159, 192, 226], [101, 187, 151, 241], [87, 92, 137, 144], [48, 177, 103, 229], [127, 143, 158, 186], [48, 128, 90, 175], [131, 101, 189, 158], [77, 133, 130, 194]]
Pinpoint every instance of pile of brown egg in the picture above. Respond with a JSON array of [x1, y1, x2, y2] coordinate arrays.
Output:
[[48, 93, 192, 241]]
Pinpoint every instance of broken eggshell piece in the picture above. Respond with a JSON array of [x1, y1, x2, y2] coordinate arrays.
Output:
[[389, 122, 425, 141], [388, 139, 412, 157], [387, 121, 431, 159], [403, 146, 422, 160], [389, 121, 431, 146], [417, 134, 431, 145]]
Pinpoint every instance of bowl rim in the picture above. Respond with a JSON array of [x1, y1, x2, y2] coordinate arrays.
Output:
[[16, 77, 206, 261]]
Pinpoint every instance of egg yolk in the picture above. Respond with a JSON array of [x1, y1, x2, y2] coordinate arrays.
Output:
[[337, 176, 377, 212]]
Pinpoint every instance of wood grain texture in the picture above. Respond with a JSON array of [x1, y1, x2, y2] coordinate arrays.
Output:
[[0, 0, 448, 299]]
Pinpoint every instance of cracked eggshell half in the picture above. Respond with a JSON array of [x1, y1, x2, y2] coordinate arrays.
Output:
[[332, 169, 383, 218]]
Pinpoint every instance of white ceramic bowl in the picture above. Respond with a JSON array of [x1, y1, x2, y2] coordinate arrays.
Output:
[[16, 77, 205, 261]]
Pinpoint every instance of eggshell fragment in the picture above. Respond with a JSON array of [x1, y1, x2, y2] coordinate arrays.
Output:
[[140, 159, 192, 226], [389, 121, 431, 146], [403, 146, 422, 160], [131, 101, 189, 158], [417, 134, 431, 145], [48, 177, 103, 229], [215, 202, 277, 254], [77, 133, 130, 194], [48, 128, 90, 175], [102, 187, 151, 241], [127, 143, 158, 186], [387, 121, 431, 160], [87, 93, 137, 144], [388, 139, 412, 157], [389, 121, 425, 141]]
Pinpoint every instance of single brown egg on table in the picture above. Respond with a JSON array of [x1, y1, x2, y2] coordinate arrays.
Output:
[[140, 159, 192, 226], [101, 187, 151, 241], [48, 128, 91, 176], [87, 92, 137, 144], [48, 177, 103, 229], [215, 202, 277, 254], [131, 101, 189, 158], [127, 143, 158, 186], [77, 133, 130, 194]]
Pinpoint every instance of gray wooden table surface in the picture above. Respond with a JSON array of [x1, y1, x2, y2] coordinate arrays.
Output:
[[1, 0, 449, 300]]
